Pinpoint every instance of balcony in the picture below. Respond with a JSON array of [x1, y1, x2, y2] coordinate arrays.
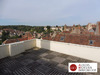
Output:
[[0, 39, 100, 75]]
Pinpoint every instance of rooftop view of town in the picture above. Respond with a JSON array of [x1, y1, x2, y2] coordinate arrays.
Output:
[[0, 23, 100, 75], [0, 0, 100, 75], [0, 22, 100, 47]]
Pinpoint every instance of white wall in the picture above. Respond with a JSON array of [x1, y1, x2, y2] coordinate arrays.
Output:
[[36, 39, 41, 48], [0, 45, 9, 59], [0, 39, 36, 58], [9, 41, 25, 56], [9, 39, 36, 56], [0, 39, 100, 62], [24, 39, 36, 50], [36, 39, 100, 62]]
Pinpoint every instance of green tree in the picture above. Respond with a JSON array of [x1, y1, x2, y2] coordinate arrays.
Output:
[[58, 29, 61, 32], [56, 25, 58, 27], [9, 35, 21, 39], [82, 25, 86, 29], [0, 40, 2, 45], [47, 26, 51, 33], [1, 31, 10, 42]]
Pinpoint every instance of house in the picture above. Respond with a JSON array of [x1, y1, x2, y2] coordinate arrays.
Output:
[[0, 31, 2, 37], [2, 32, 35, 44], [22, 32, 34, 40], [44, 26, 47, 31], [71, 25, 82, 34], [2, 29, 24, 37], [58, 26, 63, 31], [63, 24, 67, 31], [88, 28, 95, 35], [95, 21, 100, 35], [63, 24, 72, 32], [51, 26, 56, 30], [87, 23, 96, 31], [43, 33, 100, 47]]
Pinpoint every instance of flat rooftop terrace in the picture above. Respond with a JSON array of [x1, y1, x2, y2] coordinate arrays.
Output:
[[0, 48, 99, 75]]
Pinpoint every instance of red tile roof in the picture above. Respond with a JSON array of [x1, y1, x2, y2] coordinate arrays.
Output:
[[43, 33, 100, 47], [3, 32, 34, 44]]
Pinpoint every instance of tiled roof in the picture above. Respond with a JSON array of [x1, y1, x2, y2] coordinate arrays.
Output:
[[2, 32, 34, 44], [17, 37, 28, 41], [2, 37, 28, 44], [3, 39, 18, 44], [43, 33, 100, 47], [22, 32, 34, 40]]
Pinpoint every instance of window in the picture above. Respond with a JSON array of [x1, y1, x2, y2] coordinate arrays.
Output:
[[89, 40, 94, 45], [60, 36, 65, 41]]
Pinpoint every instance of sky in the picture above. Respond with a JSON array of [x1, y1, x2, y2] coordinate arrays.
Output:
[[0, 0, 100, 26]]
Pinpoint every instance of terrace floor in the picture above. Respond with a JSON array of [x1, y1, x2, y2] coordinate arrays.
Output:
[[0, 48, 100, 75]]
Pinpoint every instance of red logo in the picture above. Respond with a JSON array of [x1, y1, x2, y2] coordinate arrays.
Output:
[[70, 64, 77, 71]]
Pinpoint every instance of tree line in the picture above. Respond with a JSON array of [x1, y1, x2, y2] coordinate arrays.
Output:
[[0, 25, 33, 31], [0, 25, 52, 33]]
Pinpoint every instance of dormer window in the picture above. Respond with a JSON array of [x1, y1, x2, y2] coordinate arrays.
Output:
[[89, 40, 94, 45], [60, 36, 65, 41]]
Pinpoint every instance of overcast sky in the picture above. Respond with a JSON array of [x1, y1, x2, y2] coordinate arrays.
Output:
[[0, 0, 100, 26]]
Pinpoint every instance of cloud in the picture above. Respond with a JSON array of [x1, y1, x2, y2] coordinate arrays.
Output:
[[0, 0, 100, 25]]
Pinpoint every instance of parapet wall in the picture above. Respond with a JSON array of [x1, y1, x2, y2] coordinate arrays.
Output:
[[36, 39, 100, 62], [0, 39, 100, 62], [0, 44, 9, 59], [0, 39, 36, 59]]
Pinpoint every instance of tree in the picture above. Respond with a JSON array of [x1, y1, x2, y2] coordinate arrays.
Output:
[[58, 28, 61, 32], [82, 25, 86, 29], [30, 28, 35, 33], [62, 26, 64, 30], [9, 34, 21, 39], [56, 25, 58, 27], [1, 31, 10, 42], [47, 26, 51, 33], [0, 25, 33, 31], [0, 40, 2, 45]]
